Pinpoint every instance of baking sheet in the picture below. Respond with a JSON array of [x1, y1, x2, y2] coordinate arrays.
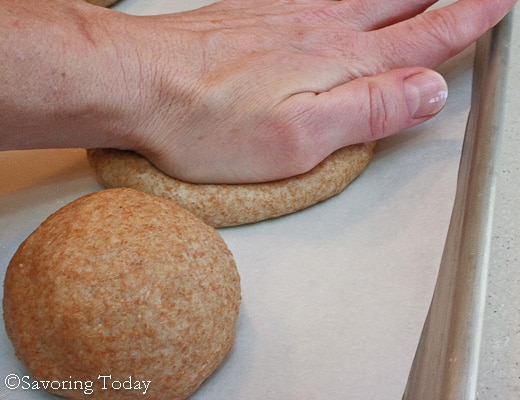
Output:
[[404, 14, 514, 399], [0, 1, 474, 399]]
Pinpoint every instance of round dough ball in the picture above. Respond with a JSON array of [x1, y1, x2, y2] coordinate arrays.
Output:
[[86, 0, 119, 7], [3, 188, 241, 400], [87, 142, 376, 228]]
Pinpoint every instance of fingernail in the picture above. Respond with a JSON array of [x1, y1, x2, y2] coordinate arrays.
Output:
[[404, 71, 448, 119]]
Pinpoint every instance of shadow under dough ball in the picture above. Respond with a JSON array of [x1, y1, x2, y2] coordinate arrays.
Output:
[[86, 0, 120, 7]]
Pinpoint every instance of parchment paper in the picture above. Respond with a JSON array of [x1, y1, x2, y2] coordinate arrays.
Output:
[[0, 1, 473, 398]]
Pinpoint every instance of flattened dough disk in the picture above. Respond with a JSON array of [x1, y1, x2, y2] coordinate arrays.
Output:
[[87, 142, 376, 228]]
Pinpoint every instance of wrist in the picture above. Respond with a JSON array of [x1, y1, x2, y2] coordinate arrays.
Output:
[[0, 0, 141, 151]]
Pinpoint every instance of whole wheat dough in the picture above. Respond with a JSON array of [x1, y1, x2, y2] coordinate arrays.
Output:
[[87, 142, 376, 228], [3, 188, 241, 400]]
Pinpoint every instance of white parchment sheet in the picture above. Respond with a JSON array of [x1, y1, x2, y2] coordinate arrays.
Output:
[[0, 1, 473, 399]]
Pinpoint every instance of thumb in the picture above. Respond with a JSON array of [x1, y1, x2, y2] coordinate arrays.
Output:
[[341, 67, 448, 142], [289, 68, 448, 155]]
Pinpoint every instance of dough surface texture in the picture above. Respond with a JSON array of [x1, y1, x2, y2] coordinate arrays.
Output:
[[87, 142, 376, 228], [3, 188, 241, 400]]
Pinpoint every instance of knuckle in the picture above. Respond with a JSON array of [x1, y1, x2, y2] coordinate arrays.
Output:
[[416, 11, 461, 56], [367, 80, 393, 138], [263, 111, 323, 177]]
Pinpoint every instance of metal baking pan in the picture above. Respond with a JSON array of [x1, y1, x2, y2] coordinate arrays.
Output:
[[403, 10, 514, 400]]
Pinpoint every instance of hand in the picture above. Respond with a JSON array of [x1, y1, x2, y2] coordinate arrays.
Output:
[[0, 0, 515, 184], [116, 0, 514, 183]]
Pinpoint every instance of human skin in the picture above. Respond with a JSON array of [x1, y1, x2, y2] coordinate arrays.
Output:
[[0, 0, 516, 183]]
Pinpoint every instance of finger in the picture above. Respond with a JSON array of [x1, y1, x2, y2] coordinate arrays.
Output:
[[369, 0, 517, 70], [276, 68, 448, 173], [199, 0, 436, 32], [338, 0, 438, 31]]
